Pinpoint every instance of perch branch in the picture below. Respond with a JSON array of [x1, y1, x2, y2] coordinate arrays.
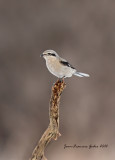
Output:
[[30, 80, 66, 160]]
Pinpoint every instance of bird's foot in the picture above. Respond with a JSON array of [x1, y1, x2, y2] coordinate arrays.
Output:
[[58, 77, 65, 83]]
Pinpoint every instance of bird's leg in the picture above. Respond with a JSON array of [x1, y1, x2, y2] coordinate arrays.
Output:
[[62, 77, 65, 82], [57, 76, 65, 83], [58, 78, 62, 82]]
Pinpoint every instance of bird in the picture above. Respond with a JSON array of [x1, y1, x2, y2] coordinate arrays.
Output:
[[40, 50, 90, 80]]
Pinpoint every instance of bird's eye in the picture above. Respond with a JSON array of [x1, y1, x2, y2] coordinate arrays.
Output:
[[48, 53, 56, 57], [48, 53, 51, 55]]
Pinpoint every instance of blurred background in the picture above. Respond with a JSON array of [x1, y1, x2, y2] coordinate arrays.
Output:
[[0, 0, 115, 160]]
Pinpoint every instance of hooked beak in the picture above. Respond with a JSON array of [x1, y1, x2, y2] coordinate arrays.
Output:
[[40, 53, 43, 57]]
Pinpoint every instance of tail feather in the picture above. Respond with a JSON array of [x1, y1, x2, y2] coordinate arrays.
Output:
[[74, 72, 90, 77]]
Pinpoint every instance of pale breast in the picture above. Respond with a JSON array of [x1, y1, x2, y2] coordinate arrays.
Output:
[[46, 57, 65, 78], [45, 57, 76, 78]]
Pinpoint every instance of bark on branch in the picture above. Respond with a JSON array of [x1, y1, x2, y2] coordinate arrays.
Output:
[[30, 80, 66, 160]]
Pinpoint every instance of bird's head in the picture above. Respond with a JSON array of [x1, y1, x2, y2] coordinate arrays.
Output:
[[40, 50, 59, 60]]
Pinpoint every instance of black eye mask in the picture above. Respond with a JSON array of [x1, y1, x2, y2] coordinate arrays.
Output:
[[48, 53, 56, 57]]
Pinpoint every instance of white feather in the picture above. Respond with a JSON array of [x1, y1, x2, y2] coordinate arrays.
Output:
[[74, 72, 90, 77]]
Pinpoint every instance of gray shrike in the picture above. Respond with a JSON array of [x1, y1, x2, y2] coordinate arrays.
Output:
[[40, 50, 90, 79]]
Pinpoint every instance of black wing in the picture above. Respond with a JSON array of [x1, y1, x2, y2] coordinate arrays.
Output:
[[60, 60, 75, 69]]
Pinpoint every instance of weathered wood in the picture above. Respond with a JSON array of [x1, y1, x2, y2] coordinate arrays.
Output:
[[30, 80, 66, 160]]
